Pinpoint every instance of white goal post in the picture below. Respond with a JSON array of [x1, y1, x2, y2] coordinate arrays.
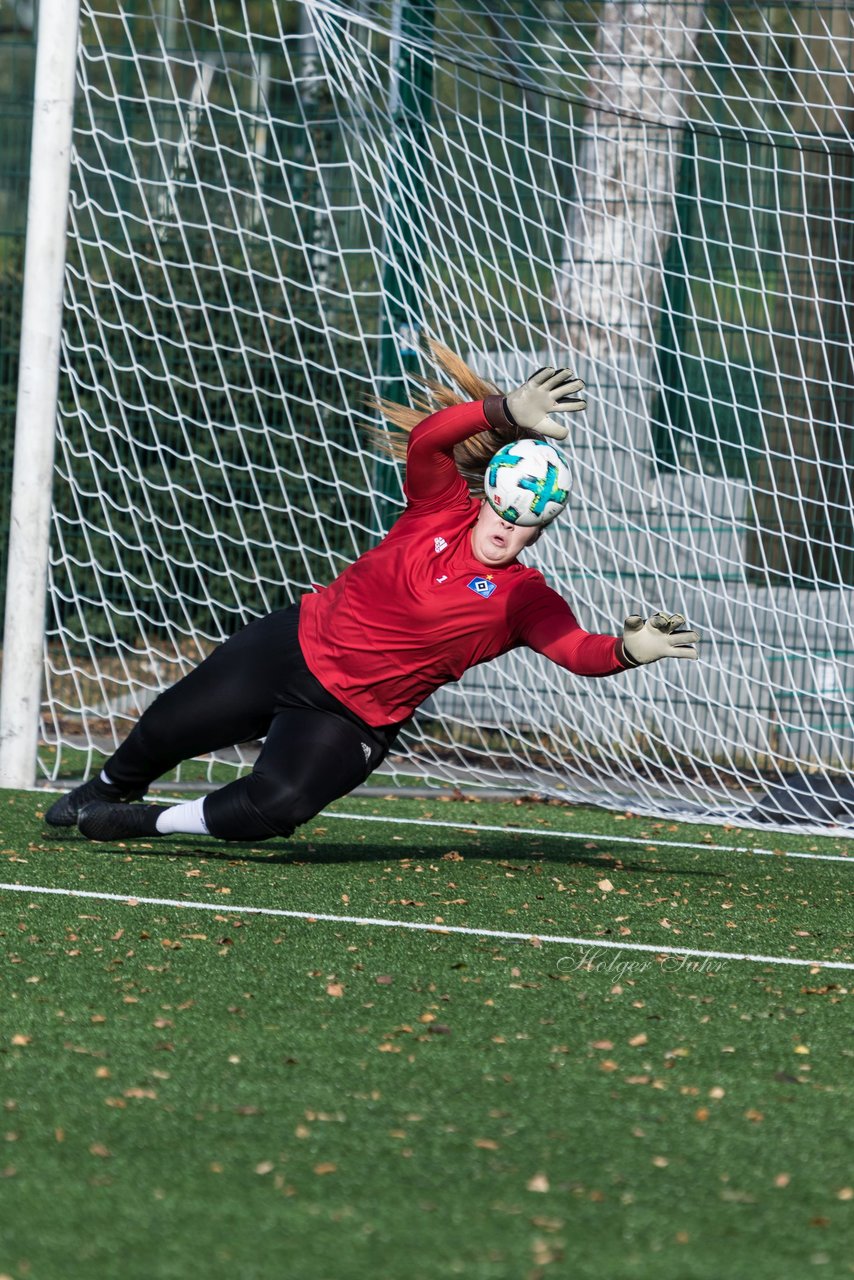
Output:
[[1, 0, 853, 830], [0, 0, 81, 789]]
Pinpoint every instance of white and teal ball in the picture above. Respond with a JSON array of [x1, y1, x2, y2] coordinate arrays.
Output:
[[484, 438, 572, 527]]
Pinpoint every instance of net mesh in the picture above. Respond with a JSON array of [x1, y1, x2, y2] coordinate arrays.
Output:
[[41, 0, 854, 824]]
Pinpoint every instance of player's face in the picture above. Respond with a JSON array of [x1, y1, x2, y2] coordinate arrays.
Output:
[[471, 500, 540, 567]]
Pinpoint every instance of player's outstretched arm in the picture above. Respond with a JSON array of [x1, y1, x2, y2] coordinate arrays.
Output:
[[503, 367, 586, 441], [616, 612, 700, 667]]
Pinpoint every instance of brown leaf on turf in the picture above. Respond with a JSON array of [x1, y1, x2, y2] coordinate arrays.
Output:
[[326, 982, 344, 998], [532, 1237, 564, 1265], [313, 1162, 337, 1175], [255, 1161, 274, 1175], [89, 1143, 111, 1158], [441, 851, 464, 861], [427, 1023, 451, 1036], [474, 1138, 499, 1150], [597, 879, 614, 893], [527, 1172, 550, 1193], [375, 975, 393, 986], [10, 1036, 30, 1047], [628, 1033, 648, 1047]]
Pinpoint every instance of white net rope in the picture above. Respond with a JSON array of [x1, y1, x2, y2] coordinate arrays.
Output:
[[42, 0, 854, 826]]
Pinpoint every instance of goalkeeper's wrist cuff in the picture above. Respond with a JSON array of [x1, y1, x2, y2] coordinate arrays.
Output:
[[482, 395, 518, 434], [615, 638, 640, 669]]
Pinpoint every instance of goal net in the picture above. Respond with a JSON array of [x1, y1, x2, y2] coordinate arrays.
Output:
[[35, 0, 854, 826]]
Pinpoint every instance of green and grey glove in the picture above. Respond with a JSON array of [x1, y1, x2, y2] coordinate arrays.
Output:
[[504, 367, 586, 441], [618, 612, 699, 666]]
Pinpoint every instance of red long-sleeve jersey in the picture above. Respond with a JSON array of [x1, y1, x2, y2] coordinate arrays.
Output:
[[298, 398, 627, 726]]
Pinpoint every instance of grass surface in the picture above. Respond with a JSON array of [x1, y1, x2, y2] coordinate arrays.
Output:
[[1, 788, 853, 1278]]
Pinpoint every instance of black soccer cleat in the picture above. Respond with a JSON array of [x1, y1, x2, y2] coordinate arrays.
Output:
[[44, 776, 146, 828], [77, 801, 168, 842]]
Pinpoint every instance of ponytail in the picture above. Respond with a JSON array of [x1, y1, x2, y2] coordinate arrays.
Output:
[[366, 339, 538, 492]]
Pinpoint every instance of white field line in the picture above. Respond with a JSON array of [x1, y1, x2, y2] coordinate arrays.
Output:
[[328, 811, 854, 864], [1, 880, 852, 971]]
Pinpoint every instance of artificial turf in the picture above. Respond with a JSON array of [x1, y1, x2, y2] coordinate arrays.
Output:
[[1, 788, 853, 1278]]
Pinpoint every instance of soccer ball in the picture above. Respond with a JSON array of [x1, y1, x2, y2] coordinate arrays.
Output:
[[484, 438, 572, 527]]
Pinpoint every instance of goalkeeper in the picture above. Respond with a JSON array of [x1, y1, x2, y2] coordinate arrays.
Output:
[[46, 343, 699, 844]]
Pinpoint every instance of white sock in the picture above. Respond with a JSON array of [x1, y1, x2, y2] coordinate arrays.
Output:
[[155, 797, 210, 836]]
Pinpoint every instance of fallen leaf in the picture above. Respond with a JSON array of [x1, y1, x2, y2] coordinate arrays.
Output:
[[326, 982, 344, 998], [532, 1237, 563, 1265], [314, 1162, 337, 1175], [527, 1172, 550, 1193]]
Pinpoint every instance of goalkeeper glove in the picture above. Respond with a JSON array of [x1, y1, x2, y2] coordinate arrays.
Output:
[[504, 367, 586, 441], [618, 612, 699, 666]]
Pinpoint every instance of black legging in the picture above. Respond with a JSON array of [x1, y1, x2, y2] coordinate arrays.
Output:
[[103, 604, 401, 841]]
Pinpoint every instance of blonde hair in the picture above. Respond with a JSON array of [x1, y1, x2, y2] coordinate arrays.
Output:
[[366, 338, 538, 492]]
